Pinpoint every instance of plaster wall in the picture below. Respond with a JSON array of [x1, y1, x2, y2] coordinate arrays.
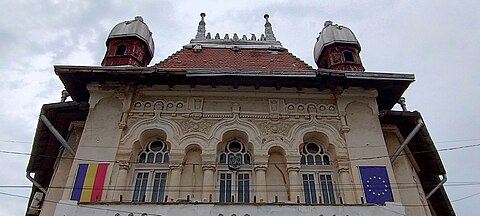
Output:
[[52, 85, 430, 215], [62, 91, 124, 201], [338, 88, 401, 204], [40, 122, 83, 216], [383, 127, 432, 216]]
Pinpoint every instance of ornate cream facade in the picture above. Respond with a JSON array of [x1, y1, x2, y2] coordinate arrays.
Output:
[[26, 15, 454, 216]]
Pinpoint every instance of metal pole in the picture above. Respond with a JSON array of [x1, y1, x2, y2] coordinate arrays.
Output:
[[26, 172, 47, 194], [426, 174, 447, 199], [390, 119, 424, 163], [40, 114, 75, 155]]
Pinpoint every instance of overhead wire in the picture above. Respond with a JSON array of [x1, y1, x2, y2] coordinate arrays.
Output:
[[1, 142, 479, 166], [0, 191, 163, 216]]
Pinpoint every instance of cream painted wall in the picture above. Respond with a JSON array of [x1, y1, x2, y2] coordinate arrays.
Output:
[[48, 85, 433, 216], [62, 93, 124, 201], [179, 147, 204, 200], [341, 94, 402, 204], [266, 151, 289, 202], [383, 127, 432, 216]]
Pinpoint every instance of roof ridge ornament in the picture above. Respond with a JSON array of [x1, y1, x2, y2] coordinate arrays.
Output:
[[264, 14, 276, 41], [195, 13, 206, 40]]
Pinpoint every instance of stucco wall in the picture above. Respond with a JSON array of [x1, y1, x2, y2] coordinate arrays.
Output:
[[383, 126, 432, 216], [47, 85, 432, 216]]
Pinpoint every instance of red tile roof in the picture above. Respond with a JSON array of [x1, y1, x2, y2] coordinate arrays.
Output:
[[156, 48, 313, 71]]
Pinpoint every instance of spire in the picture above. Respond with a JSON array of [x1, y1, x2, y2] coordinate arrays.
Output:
[[264, 14, 276, 41], [195, 12, 206, 40]]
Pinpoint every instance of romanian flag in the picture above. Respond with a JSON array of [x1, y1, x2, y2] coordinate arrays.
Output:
[[71, 163, 109, 202]]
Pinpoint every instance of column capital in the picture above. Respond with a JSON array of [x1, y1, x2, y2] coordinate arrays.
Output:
[[118, 160, 130, 171], [286, 165, 300, 172], [169, 164, 183, 171], [202, 164, 216, 172], [254, 165, 268, 172], [338, 167, 350, 174]]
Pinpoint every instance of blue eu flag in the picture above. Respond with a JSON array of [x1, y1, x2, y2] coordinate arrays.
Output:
[[359, 166, 393, 204]]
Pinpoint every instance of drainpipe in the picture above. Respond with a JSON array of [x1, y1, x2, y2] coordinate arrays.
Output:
[[426, 174, 447, 199], [26, 172, 47, 194], [390, 119, 424, 163], [40, 114, 75, 155]]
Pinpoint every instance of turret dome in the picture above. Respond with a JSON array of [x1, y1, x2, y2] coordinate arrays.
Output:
[[108, 16, 154, 57], [313, 21, 364, 71]]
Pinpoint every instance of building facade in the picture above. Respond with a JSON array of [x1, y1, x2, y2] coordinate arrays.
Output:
[[26, 14, 454, 216]]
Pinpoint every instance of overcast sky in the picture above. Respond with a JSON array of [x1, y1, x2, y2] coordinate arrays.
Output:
[[0, 0, 479, 215]]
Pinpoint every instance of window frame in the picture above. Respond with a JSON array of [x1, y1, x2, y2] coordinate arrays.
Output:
[[299, 142, 337, 204], [217, 139, 253, 203], [131, 167, 169, 202], [131, 140, 170, 202]]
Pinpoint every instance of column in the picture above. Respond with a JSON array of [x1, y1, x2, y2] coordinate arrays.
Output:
[[255, 165, 267, 202], [287, 166, 301, 202], [115, 161, 130, 201], [202, 164, 215, 202], [338, 167, 356, 204], [167, 164, 183, 202]]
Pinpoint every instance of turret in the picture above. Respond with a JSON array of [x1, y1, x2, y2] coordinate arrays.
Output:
[[101, 16, 154, 67], [314, 21, 364, 71]]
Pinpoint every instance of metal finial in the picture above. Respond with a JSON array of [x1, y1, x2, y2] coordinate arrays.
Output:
[[195, 13, 207, 40], [324, 20, 333, 27], [134, 16, 144, 22], [263, 14, 276, 41]]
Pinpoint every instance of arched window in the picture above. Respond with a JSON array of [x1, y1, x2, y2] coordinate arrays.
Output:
[[343, 50, 354, 62], [132, 140, 169, 202], [115, 45, 126, 55], [217, 139, 252, 203], [299, 142, 336, 204], [300, 143, 330, 165]]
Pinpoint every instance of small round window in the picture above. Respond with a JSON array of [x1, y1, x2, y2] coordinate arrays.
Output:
[[228, 141, 242, 152]]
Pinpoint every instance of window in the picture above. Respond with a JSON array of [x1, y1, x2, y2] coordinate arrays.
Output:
[[343, 51, 354, 62], [132, 140, 169, 202], [115, 45, 126, 55], [218, 140, 252, 203], [300, 142, 336, 204], [302, 173, 317, 204]]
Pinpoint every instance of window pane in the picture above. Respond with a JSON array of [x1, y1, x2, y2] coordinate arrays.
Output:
[[150, 141, 163, 152], [151, 172, 167, 202], [220, 153, 226, 164], [133, 172, 149, 202], [139, 153, 146, 163], [155, 153, 163, 163], [307, 155, 314, 165], [237, 173, 250, 203], [320, 174, 335, 204], [244, 154, 250, 164], [147, 153, 154, 163], [306, 143, 319, 154], [219, 173, 232, 202], [315, 155, 322, 165], [226, 175, 232, 202], [323, 155, 330, 165], [300, 155, 306, 165], [219, 178, 226, 202], [302, 174, 317, 204]]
